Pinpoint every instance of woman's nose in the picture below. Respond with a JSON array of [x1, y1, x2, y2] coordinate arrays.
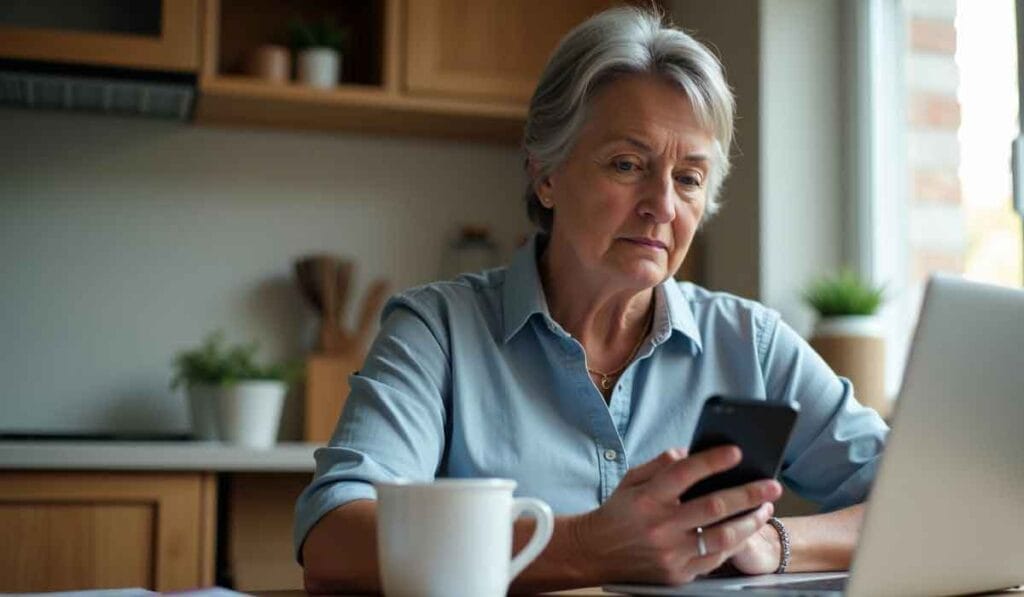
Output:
[[637, 172, 676, 223]]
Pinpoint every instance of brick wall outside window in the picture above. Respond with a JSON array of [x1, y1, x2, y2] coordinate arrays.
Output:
[[905, 0, 964, 283]]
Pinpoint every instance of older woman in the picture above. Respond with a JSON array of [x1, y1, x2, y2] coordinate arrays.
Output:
[[296, 6, 888, 593]]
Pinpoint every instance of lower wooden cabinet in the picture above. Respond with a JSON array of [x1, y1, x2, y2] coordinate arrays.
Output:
[[0, 471, 216, 592], [224, 473, 311, 591]]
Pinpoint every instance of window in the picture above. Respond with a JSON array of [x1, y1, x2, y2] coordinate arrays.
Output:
[[861, 0, 1023, 396]]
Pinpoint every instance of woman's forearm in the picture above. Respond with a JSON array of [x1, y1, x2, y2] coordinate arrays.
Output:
[[509, 514, 598, 593], [301, 500, 380, 594], [773, 503, 866, 572]]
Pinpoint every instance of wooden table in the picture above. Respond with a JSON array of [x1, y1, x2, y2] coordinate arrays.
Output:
[[253, 589, 624, 596]]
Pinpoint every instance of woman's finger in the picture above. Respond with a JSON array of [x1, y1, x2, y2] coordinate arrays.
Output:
[[692, 502, 774, 559], [645, 445, 741, 503], [622, 448, 687, 487], [678, 479, 782, 529]]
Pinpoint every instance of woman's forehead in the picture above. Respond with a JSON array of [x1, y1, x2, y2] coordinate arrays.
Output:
[[594, 135, 712, 169], [581, 75, 715, 155]]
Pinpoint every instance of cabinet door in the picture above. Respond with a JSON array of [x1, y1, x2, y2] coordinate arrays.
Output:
[[0, 0, 200, 72], [225, 473, 311, 590], [0, 471, 216, 592], [404, 0, 613, 104]]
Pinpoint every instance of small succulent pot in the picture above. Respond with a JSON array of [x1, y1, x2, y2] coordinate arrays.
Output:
[[296, 47, 340, 88]]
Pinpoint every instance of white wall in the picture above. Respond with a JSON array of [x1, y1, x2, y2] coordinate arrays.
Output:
[[760, 0, 846, 334], [0, 108, 528, 436], [672, 0, 763, 300], [0, 0, 852, 435], [673, 0, 848, 333]]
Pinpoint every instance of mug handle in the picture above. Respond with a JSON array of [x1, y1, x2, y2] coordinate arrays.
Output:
[[508, 497, 555, 581]]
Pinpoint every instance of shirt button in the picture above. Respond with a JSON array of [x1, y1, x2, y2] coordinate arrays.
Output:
[[603, 449, 618, 462]]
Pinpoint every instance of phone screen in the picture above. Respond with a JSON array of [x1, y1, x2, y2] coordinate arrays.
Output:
[[679, 396, 799, 505]]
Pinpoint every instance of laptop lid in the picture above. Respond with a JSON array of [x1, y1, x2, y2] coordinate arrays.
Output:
[[846, 275, 1024, 597]]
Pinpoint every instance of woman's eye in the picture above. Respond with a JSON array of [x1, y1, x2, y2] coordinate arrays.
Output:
[[613, 159, 639, 173], [676, 173, 703, 187]]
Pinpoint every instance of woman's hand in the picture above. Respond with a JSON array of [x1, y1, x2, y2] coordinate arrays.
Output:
[[574, 447, 782, 586], [725, 524, 782, 575]]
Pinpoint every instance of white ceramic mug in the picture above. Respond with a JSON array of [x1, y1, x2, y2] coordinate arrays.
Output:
[[375, 479, 554, 597]]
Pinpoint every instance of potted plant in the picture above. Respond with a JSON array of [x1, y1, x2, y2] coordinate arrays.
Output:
[[289, 17, 350, 88], [804, 271, 889, 416], [171, 331, 297, 448]]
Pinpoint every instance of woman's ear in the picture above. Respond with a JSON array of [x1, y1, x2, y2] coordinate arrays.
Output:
[[527, 157, 555, 208]]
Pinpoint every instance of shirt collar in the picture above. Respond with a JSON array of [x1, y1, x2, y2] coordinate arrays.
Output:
[[502, 234, 552, 343], [501, 233, 703, 353], [656, 275, 704, 354]]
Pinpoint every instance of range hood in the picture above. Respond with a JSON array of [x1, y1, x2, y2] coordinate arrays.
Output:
[[0, 59, 195, 121]]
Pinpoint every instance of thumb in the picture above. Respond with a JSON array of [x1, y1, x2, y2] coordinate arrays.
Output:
[[622, 448, 687, 487]]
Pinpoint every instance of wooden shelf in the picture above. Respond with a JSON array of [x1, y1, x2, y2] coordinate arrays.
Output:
[[195, 75, 527, 143]]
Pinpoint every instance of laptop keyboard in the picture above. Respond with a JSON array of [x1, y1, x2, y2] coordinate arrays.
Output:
[[746, 576, 849, 592]]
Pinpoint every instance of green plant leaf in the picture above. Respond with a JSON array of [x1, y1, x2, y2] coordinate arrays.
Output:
[[288, 16, 350, 52], [170, 330, 296, 390], [804, 270, 886, 317]]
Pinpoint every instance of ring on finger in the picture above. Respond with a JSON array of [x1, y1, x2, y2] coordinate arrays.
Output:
[[695, 526, 708, 557]]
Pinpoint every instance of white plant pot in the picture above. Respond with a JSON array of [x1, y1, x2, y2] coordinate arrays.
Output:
[[296, 47, 340, 88], [216, 380, 287, 449], [812, 315, 883, 338], [186, 384, 220, 441]]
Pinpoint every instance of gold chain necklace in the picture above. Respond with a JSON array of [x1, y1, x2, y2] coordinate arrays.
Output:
[[586, 307, 654, 391]]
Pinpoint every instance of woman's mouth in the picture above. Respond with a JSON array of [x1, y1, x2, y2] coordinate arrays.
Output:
[[622, 236, 668, 251]]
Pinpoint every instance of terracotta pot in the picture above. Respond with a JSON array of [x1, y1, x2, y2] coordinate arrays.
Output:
[[810, 315, 889, 418], [246, 44, 291, 84]]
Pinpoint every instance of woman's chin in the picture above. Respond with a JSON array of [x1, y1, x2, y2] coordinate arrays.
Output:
[[613, 261, 667, 289]]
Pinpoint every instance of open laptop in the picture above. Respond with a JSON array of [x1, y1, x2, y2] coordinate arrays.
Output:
[[607, 274, 1024, 596]]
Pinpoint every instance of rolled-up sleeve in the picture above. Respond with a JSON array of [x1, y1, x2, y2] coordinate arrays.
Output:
[[758, 313, 889, 512], [292, 292, 452, 560]]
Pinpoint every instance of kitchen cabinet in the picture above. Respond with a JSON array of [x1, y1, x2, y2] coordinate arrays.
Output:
[[1, 1, 645, 142], [0, 442, 316, 592], [0, 0, 201, 72], [195, 0, 617, 142], [404, 0, 615, 104], [223, 473, 310, 591], [0, 471, 216, 592]]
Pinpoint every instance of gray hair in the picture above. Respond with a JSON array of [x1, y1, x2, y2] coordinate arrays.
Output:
[[523, 6, 735, 232]]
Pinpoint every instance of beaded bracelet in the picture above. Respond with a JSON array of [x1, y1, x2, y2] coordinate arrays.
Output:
[[767, 516, 791, 574]]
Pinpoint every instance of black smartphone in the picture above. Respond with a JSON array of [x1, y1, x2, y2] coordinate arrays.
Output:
[[679, 396, 799, 507]]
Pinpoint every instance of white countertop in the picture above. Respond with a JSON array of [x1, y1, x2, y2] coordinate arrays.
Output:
[[0, 440, 319, 472]]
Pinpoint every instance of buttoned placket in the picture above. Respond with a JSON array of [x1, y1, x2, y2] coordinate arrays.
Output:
[[546, 319, 628, 505]]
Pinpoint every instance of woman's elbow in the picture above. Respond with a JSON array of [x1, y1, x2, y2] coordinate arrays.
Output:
[[300, 502, 381, 593]]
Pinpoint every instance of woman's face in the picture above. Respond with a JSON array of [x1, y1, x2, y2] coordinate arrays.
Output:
[[537, 73, 713, 290]]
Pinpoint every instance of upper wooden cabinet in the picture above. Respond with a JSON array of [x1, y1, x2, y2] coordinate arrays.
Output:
[[404, 0, 614, 104], [0, 0, 631, 142], [196, 0, 622, 142], [0, 0, 201, 72]]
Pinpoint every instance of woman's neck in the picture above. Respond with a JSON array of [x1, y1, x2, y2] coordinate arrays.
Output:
[[538, 235, 654, 353]]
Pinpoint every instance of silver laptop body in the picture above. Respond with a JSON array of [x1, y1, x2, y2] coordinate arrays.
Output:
[[607, 275, 1024, 596]]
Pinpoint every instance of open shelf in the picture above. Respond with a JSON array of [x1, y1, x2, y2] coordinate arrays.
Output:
[[195, 74, 526, 142], [195, 0, 527, 143], [215, 0, 384, 86]]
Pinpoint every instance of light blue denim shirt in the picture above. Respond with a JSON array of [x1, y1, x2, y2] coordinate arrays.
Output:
[[293, 235, 889, 557]]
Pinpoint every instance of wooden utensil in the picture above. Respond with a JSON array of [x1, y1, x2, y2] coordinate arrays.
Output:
[[294, 255, 390, 442]]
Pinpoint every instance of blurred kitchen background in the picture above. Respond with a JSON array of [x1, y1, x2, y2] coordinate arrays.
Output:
[[0, 0, 1021, 591]]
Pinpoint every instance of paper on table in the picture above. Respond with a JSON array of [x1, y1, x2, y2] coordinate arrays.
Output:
[[24, 589, 251, 597]]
